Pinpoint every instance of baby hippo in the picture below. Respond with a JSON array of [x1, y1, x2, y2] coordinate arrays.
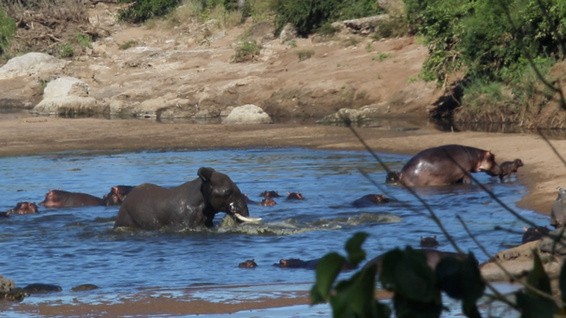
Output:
[[498, 159, 523, 181]]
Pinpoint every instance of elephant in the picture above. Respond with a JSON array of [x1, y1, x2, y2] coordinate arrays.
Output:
[[114, 167, 261, 230]]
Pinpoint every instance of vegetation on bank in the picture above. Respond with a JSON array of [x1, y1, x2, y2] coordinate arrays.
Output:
[[0, 0, 564, 127]]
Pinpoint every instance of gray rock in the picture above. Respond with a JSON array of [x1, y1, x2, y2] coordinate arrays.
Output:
[[222, 104, 272, 124], [33, 76, 106, 116], [0, 275, 15, 293], [0, 52, 68, 79], [316, 104, 391, 125], [539, 228, 566, 255], [551, 187, 566, 228]]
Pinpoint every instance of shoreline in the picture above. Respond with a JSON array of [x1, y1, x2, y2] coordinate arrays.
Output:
[[1, 114, 563, 215]]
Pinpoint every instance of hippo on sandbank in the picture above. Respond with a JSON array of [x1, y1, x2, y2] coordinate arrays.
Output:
[[386, 144, 501, 187], [497, 159, 524, 182], [114, 167, 261, 231]]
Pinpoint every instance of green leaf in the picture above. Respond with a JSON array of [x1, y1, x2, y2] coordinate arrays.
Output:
[[515, 251, 558, 318], [311, 252, 345, 301], [559, 261, 566, 307], [345, 232, 368, 266], [380, 247, 437, 302], [436, 253, 484, 318]]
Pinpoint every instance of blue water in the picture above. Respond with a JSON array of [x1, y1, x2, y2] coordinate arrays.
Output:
[[0, 148, 548, 316]]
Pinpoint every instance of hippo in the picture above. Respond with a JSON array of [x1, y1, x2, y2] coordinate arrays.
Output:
[[260, 190, 281, 198], [286, 192, 304, 200], [39, 190, 105, 208], [244, 195, 277, 207], [6, 202, 39, 215], [521, 226, 550, 244], [103, 185, 135, 206], [388, 144, 501, 187], [497, 159, 523, 182], [274, 258, 356, 271], [420, 236, 439, 248], [551, 187, 566, 229], [114, 167, 261, 230], [238, 259, 258, 268], [351, 194, 391, 207]]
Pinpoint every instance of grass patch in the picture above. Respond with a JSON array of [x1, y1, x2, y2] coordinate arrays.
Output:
[[232, 40, 261, 62], [296, 49, 314, 61]]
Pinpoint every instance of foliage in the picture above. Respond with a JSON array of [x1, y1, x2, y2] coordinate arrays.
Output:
[[272, 0, 381, 37], [231, 39, 261, 62], [404, 0, 566, 84], [118, 0, 182, 23], [311, 232, 566, 317], [0, 7, 16, 56]]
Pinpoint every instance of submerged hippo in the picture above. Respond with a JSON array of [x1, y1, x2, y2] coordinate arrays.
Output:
[[39, 190, 105, 208], [497, 159, 523, 182], [274, 258, 356, 271], [114, 167, 261, 230], [103, 185, 135, 206], [6, 202, 39, 215], [388, 144, 501, 187], [351, 194, 391, 207]]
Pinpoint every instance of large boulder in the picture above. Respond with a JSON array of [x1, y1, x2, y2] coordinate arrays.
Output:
[[222, 104, 272, 124], [0, 53, 69, 111], [0, 52, 67, 80], [32, 76, 107, 116]]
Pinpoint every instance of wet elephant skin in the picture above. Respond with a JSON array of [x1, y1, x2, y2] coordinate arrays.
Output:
[[114, 167, 250, 230]]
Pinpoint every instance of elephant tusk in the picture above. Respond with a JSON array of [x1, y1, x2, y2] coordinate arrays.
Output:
[[234, 213, 262, 223]]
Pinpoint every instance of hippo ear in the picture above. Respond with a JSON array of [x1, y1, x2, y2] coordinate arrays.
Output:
[[198, 167, 216, 182]]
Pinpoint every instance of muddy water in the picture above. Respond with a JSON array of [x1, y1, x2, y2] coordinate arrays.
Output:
[[0, 148, 547, 316]]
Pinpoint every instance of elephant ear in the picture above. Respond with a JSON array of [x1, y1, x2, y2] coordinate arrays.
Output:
[[198, 167, 216, 182]]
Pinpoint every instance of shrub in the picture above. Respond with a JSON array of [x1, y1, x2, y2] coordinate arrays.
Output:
[[272, 0, 381, 37], [0, 8, 16, 56], [118, 0, 182, 23], [231, 39, 261, 62]]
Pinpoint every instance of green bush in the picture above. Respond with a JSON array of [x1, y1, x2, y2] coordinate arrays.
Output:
[[118, 0, 182, 23], [272, 0, 381, 37], [231, 39, 261, 62], [0, 8, 16, 56], [404, 0, 566, 84]]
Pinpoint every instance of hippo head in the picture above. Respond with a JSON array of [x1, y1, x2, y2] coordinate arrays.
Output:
[[198, 167, 261, 224], [476, 151, 501, 175]]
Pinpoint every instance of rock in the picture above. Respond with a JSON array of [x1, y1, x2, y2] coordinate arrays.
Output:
[[480, 241, 561, 282], [222, 104, 272, 124], [71, 284, 100, 292], [32, 76, 107, 116], [279, 23, 297, 43], [316, 104, 391, 125], [22, 283, 62, 294], [0, 52, 67, 80], [331, 15, 392, 35], [0, 275, 15, 293], [539, 228, 566, 255], [551, 187, 566, 228]]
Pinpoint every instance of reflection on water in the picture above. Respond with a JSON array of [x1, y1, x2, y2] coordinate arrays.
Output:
[[0, 148, 547, 316]]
